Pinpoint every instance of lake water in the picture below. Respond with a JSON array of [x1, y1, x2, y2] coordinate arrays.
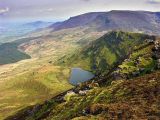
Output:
[[69, 68, 94, 85]]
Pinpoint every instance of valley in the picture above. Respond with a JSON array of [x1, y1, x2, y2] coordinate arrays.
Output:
[[0, 10, 160, 120], [5, 32, 160, 120], [0, 24, 104, 120], [0, 42, 31, 65]]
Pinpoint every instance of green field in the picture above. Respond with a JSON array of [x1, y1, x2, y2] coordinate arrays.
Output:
[[0, 28, 90, 119], [0, 65, 73, 119], [0, 42, 31, 65]]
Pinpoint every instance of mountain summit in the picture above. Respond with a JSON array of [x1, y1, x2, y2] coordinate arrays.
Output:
[[50, 10, 160, 35]]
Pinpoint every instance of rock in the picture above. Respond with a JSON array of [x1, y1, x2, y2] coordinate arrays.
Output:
[[89, 82, 99, 88], [28, 104, 42, 115], [124, 59, 130, 62], [145, 39, 154, 44], [139, 68, 145, 72], [132, 71, 140, 77], [82, 107, 90, 115], [112, 71, 123, 80], [117, 110, 123, 119], [79, 90, 88, 96], [157, 59, 160, 69]]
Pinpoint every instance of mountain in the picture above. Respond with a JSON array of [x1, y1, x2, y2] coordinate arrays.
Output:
[[5, 32, 160, 120], [13, 10, 160, 61], [1, 11, 160, 120], [50, 10, 160, 35], [59, 31, 155, 73], [0, 21, 53, 43], [23, 21, 53, 28], [49, 12, 105, 31]]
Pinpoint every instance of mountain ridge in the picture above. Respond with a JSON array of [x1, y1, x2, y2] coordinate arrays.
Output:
[[5, 31, 160, 120], [50, 10, 160, 35], [58, 31, 155, 74]]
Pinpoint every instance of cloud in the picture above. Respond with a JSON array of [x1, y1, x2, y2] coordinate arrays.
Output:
[[45, 8, 54, 12], [81, 0, 90, 2], [0, 7, 9, 14], [0, 0, 160, 21], [148, 0, 160, 4]]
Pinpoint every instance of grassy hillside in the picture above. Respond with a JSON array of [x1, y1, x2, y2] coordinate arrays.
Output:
[[5, 32, 160, 120], [59, 31, 155, 73], [0, 43, 31, 65], [0, 65, 73, 119], [0, 28, 98, 119], [44, 71, 160, 120], [114, 42, 157, 79], [7, 71, 160, 120]]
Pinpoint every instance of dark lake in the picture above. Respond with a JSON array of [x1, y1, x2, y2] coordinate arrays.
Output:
[[69, 68, 94, 85]]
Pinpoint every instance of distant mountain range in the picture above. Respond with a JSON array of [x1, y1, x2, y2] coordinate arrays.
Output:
[[1, 10, 160, 65], [23, 21, 53, 28], [0, 21, 53, 43], [4, 10, 159, 64], [50, 10, 160, 35]]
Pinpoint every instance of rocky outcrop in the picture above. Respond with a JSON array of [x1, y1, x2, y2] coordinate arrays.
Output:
[[152, 39, 160, 69]]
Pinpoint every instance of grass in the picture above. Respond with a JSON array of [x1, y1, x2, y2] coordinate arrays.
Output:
[[24, 70, 160, 120], [12, 32, 159, 120], [0, 27, 102, 119], [117, 43, 157, 77], [0, 42, 31, 65], [0, 31, 157, 119], [60, 31, 154, 74], [0, 65, 73, 120]]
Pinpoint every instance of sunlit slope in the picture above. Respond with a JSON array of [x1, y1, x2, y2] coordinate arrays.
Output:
[[0, 31, 157, 120], [19, 27, 105, 58], [0, 28, 102, 119], [0, 27, 103, 120], [44, 71, 160, 120], [0, 65, 73, 120], [17, 34, 160, 120], [60, 31, 154, 73]]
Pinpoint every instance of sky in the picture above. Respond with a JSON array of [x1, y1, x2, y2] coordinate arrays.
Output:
[[0, 0, 160, 22]]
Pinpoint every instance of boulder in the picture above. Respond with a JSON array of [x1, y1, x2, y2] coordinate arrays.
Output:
[[79, 90, 88, 96]]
